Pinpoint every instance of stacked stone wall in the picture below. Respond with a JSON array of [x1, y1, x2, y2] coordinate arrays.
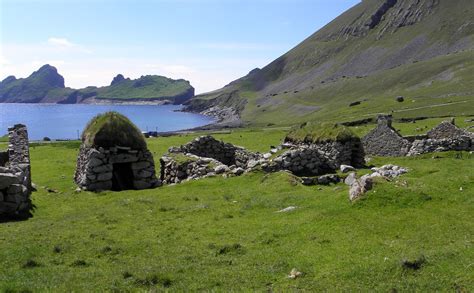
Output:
[[75, 145, 160, 191], [0, 124, 33, 220], [171, 136, 259, 167], [268, 139, 365, 176], [363, 116, 473, 157], [362, 115, 412, 157]]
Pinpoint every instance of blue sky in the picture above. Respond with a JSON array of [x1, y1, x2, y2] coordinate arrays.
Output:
[[0, 0, 359, 93]]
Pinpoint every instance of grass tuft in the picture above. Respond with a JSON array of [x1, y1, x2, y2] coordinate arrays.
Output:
[[81, 111, 146, 149], [285, 122, 358, 143]]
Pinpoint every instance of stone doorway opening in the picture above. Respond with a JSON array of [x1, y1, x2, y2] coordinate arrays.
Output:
[[112, 163, 134, 191]]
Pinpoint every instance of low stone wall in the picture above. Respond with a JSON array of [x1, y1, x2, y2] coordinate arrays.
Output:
[[363, 115, 473, 157], [267, 139, 365, 176], [75, 145, 161, 191], [160, 154, 246, 184], [407, 136, 473, 156], [161, 136, 260, 184], [170, 136, 261, 167], [0, 124, 33, 220]]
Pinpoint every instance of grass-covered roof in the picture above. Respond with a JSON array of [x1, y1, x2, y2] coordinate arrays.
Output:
[[285, 122, 358, 144], [81, 112, 146, 149]]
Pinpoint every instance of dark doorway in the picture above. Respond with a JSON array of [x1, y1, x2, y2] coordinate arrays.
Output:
[[112, 163, 134, 191]]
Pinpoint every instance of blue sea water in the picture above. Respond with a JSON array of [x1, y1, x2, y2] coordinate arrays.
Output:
[[0, 103, 214, 140]]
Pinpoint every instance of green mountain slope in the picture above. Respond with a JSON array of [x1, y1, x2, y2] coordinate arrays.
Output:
[[185, 0, 474, 126], [0, 66, 195, 104]]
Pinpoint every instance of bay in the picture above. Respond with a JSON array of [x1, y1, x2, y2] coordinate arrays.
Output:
[[0, 103, 214, 140]]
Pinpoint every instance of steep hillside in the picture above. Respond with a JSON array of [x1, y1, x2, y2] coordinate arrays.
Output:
[[185, 0, 474, 126], [0, 66, 195, 104]]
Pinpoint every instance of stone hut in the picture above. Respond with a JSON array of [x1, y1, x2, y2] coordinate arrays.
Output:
[[362, 115, 412, 156], [74, 112, 160, 191], [426, 119, 471, 140], [161, 136, 262, 184], [267, 123, 365, 176], [407, 119, 473, 156], [0, 124, 33, 220]]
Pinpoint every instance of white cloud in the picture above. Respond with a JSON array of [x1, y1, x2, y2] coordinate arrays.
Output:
[[47, 37, 75, 48]]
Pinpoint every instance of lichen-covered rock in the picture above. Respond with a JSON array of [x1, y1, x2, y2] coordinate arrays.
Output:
[[349, 175, 373, 201]]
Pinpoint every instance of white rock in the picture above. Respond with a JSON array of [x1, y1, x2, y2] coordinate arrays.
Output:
[[340, 164, 356, 173], [277, 206, 297, 213]]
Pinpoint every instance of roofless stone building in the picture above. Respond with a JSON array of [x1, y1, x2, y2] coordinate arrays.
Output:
[[74, 112, 160, 191]]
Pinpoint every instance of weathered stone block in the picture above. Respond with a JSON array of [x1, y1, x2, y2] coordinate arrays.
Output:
[[97, 172, 113, 182], [92, 164, 113, 173], [110, 153, 139, 163], [7, 184, 26, 195], [87, 181, 113, 191], [131, 161, 150, 170], [0, 173, 20, 189]]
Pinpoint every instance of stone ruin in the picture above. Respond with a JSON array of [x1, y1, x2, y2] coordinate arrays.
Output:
[[74, 112, 160, 191], [161, 133, 366, 184], [266, 137, 365, 176], [160, 136, 262, 184], [363, 115, 474, 157], [0, 124, 33, 220], [361, 115, 412, 156]]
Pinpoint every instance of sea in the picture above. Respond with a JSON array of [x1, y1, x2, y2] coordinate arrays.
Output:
[[0, 103, 214, 140]]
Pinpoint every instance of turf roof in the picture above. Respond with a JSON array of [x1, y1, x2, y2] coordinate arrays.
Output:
[[81, 112, 146, 149]]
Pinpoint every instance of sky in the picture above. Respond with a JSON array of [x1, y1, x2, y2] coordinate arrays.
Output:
[[0, 0, 359, 94]]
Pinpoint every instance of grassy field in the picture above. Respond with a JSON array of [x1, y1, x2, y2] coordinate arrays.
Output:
[[0, 127, 473, 291]]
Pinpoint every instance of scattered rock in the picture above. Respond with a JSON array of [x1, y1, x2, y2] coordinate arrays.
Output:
[[232, 167, 245, 176], [214, 164, 230, 174], [277, 206, 297, 213], [349, 175, 373, 201], [288, 268, 303, 279], [340, 164, 356, 173], [396, 96, 405, 102], [371, 164, 408, 178], [301, 177, 316, 186], [344, 172, 357, 186], [317, 174, 340, 185]]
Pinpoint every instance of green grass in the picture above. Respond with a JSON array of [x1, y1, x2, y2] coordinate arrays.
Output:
[[0, 128, 472, 291], [0, 134, 8, 143], [81, 112, 146, 149], [285, 122, 357, 143]]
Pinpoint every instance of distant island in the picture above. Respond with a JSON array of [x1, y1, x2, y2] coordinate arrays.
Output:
[[0, 64, 195, 104]]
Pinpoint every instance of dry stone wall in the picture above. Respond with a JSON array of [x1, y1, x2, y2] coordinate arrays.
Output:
[[75, 145, 161, 191], [362, 115, 412, 156], [161, 136, 261, 184], [363, 115, 473, 157], [170, 136, 261, 168], [267, 139, 365, 176], [0, 124, 33, 220]]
